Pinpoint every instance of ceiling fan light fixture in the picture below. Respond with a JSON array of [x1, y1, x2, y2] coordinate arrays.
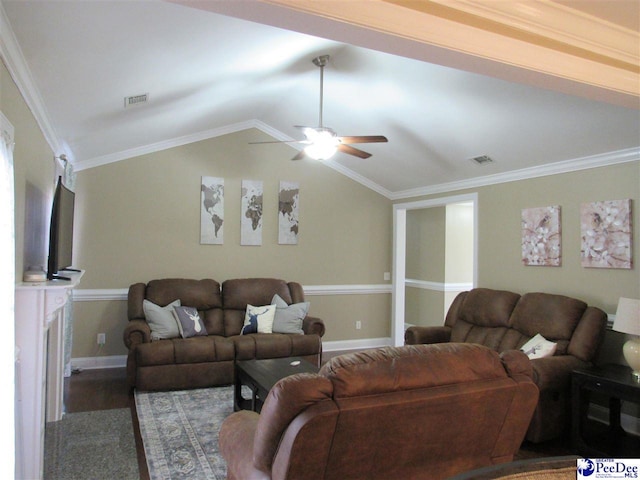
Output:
[[303, 128, 339, 160]]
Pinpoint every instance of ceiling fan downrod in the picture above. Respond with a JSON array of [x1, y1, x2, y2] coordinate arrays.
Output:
[[312, 55, 330, 129]]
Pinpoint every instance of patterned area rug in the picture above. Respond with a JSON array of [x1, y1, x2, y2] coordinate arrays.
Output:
[[135, 386, 238, 480]]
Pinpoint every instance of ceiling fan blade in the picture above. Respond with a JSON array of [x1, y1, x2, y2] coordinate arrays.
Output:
[[338, 144, 371, 159], [291, 150, 307, 161], [338, 135, 388, 144]]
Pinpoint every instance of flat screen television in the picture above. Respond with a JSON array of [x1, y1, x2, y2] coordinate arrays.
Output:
[[47, 176, 77, 280]]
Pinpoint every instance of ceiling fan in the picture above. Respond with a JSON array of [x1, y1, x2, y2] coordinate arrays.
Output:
[[252, 55, 388, 161]]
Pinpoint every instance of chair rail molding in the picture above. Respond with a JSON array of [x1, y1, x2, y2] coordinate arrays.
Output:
[[73, 283, 393, 301]]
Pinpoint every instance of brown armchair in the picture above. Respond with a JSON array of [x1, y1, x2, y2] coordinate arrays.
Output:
[[220, 343, 539, 480], [405, 288, 607, 442]]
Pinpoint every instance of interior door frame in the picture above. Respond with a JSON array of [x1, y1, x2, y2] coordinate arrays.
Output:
[[391, 193, 478, 346]]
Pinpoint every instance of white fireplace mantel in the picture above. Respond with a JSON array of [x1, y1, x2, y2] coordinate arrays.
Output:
[[15, 270, 84, 480]]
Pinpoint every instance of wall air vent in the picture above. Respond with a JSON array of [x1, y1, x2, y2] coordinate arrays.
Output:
[[469, 155, 494, 165], [124, 93, 149, 108]]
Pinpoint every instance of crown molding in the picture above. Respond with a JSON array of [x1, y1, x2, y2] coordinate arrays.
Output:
[[73, 120, 271, 171], [0, 2, 64, 157], [73, 119, 639, 202], [390, 147, 640, 201], [74, 117, 396, 197], [0, 110, 14, 144]]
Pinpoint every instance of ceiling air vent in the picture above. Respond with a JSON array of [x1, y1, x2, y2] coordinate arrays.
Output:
[[124, 93, 149, 108], [469, 154, 494, 165]]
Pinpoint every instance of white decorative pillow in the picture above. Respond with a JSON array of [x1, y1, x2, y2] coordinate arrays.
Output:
[[520, 333, 557, 359], [242, 304, 277, 335], [143, 299, 181, 340], [271, 294, 308, 335]]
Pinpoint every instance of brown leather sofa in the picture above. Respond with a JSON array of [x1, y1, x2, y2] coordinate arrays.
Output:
[[123, 278, 325, 391], [220, 343, 539, 480], [405, 288, 607, 443]]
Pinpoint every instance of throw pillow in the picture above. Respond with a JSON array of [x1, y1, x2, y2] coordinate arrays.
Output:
[[271, 294, 309, 335], [520, 333, 557, 359], [241, 304, 277, 335], [143, 299, 181, 340], [173, 306, 208, 338]]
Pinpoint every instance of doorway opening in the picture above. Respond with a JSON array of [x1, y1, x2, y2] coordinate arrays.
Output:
[[391, 193, 478, 346]]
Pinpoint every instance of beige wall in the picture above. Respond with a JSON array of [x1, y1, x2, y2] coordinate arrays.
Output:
[[72, 130, 394, 356], [405, 207, 446, 326], [401, 162, 639, 312], [405, 207, 446, 281], [474, 163, 638, 312], [2, 60, 54, 277], [398, 161, 640, 364], [445, 203, 474, 284]]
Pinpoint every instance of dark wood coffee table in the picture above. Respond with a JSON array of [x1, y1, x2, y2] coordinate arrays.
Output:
[[234, 357, 320, 412]]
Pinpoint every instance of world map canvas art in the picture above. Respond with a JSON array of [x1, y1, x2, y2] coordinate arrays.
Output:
[[279, 181, 299, 245], [201, 176, 224, 245], [241, 180, 263, 246]]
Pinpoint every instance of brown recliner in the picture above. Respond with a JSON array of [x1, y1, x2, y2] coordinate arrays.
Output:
[[220, 343, 539, 480], [405, 288, 607, 443]]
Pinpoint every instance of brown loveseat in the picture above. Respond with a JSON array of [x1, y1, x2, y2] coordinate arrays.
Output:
[[123, 278, 325, 391], [220, 343, 539, 480], [405, 288, 607, 443]]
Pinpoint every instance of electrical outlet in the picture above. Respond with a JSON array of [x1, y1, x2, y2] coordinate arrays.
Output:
[[356, 321, 362, 330], [384, 272, 391, 281], [97, 333, 106, 346]]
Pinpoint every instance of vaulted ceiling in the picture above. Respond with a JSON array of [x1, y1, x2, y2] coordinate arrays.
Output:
[[1, 0, 638, 199]]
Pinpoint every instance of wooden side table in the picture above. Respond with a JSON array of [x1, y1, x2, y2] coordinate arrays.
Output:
[[571, 363, 640, 457]]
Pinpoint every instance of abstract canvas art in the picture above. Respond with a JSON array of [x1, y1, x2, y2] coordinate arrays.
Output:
[[521, 206, 561, 266], [278, 181, 299, 245], [241, 180, 263, 246], [200, 176, 224, 244], [581, 199, 632, 269]]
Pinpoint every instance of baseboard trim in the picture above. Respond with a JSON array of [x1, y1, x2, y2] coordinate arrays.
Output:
[[323, 337, 393, 352], [71, 355, 127, 370]]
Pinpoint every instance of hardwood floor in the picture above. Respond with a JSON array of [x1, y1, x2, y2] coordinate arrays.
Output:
[[64, 367, 130, 413]]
